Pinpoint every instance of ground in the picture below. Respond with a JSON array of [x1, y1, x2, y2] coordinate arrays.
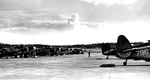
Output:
[[0, 52, 150, 80]]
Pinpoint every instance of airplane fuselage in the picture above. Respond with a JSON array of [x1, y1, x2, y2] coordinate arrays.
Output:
[[116, 46, 150, 61]]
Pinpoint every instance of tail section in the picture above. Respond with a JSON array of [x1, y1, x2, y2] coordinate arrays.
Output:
[[101, 43, 117, 56], [116, 35, 132, 59], [117, 35, 132, 52], [101, 43, 111, 55]]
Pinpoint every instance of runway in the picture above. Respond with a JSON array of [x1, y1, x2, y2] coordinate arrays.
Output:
[[0, 52, 150, 80]]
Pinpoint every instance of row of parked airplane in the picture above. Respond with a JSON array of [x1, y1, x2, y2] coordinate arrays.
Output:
[[101, 35, 150, 66], [0, 46, 84, 59]]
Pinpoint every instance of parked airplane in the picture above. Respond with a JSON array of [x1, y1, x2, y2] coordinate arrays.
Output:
[[102, 35, 150, 66], [101, 43, 117, 59]]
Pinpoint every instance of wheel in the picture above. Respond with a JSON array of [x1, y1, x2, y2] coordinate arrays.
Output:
[[123, 62, 127, 66], [106, 56, 109, 59]]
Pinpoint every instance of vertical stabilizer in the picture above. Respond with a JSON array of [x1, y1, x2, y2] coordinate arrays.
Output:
[[117, 35, 132, 52], [101, 43, 111, 55]]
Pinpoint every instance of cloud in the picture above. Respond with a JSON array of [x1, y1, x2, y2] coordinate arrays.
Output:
[[0, 13, 100, 45], [68, 13, 99, 29], [80, 0, 138, 6], [1, 20, 74, 35], [0, 27, 34, 34], [0, 0, 42, 10], [0, 19, 149, 45], [0, 9, 75, 35], [0, 0, 144, 23]]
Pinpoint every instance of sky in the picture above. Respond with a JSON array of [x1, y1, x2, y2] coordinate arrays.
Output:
[[0, 0, 150, 45]]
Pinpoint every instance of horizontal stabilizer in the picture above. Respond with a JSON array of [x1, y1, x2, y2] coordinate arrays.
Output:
[[101, 43, 111, 53]]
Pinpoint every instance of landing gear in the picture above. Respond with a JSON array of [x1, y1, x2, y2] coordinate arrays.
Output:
[[123, 59, 128, 66], [123, 62, 127, 66], [106, 56, 109, 59]]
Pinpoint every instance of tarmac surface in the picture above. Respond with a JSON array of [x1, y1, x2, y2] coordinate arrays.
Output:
[[0, 52, 150, 80]]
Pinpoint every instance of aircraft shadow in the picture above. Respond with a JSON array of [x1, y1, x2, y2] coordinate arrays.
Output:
[[96, 58, 120, 60], [99, 64, 150, 68], [116, 64, 150, 66]]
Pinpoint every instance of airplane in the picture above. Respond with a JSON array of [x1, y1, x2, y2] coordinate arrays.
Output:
[[101, 43, 117, 59], [102, 35, 150, 66], [0, 47, 22, 58]]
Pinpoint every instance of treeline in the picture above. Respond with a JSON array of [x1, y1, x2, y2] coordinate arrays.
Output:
[[50, 42, 144, 49], [0, 42, 144, 49]]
